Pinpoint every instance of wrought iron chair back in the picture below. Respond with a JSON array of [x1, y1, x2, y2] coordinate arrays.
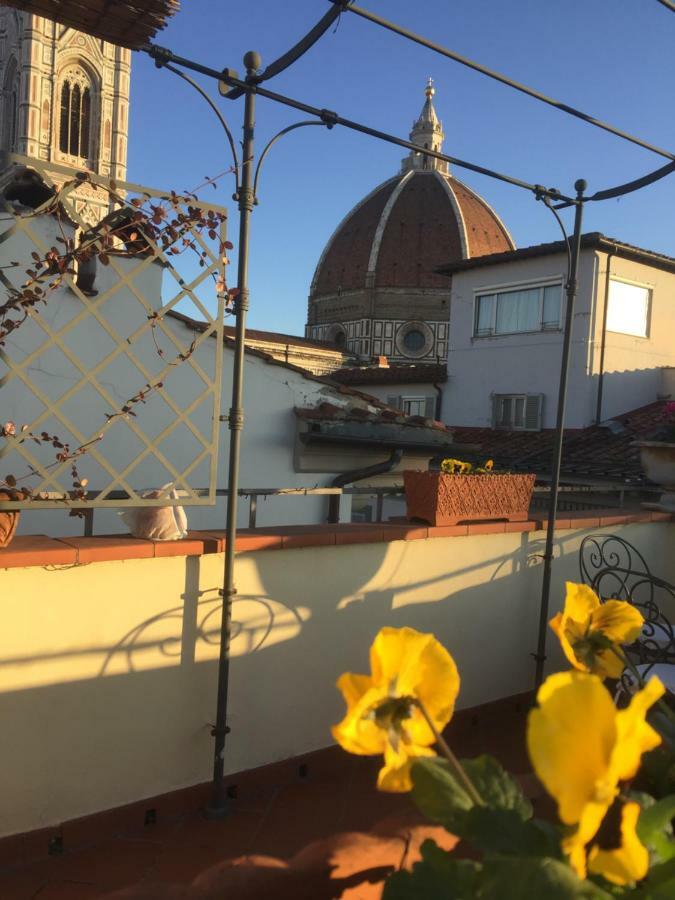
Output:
[[579, 534, 675, 676]]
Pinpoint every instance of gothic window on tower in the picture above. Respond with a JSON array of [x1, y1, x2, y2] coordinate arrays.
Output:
[[58, 67, 92, 160], [1, 56, 19, 152]]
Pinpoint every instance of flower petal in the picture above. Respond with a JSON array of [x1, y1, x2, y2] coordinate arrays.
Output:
[[612, 676, 664, 782], [377, 741, 435, 793], [591, 600, 644, 645], [587, 802, 649, 886], [549, 611, 586, 672], [565, 582, 601, 622], [563, 800, 609, 880], [371, 626, 459, 736], [332, 678, 387, 756], [527, 672, 617, 825]]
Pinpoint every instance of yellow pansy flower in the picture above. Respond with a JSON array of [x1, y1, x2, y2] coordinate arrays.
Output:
[[527, 671, 663, 884], [549, 582, 644, 678], [484, 459, 494, 471], [566, 800, 649, 885], [332, 626, 460, 792]]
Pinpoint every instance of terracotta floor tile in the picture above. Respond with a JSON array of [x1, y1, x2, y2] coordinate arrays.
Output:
[[0, 863, 49, 899], [42, 840, 159, 890], [34, 881, 108, 899]]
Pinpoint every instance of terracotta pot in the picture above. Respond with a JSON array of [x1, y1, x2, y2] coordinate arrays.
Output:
[[0, 490, 21, 549], [403, 470, 536, 527]]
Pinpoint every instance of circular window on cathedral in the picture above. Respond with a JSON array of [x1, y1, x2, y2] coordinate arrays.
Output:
[[395, 321, 433, 359], [403, 329, 426, 352]]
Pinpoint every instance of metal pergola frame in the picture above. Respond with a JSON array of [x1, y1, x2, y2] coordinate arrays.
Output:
[[7, 0, 674, 817]]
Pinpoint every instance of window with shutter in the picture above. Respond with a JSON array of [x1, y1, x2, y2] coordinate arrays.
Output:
[[492, 393, 543, 431]]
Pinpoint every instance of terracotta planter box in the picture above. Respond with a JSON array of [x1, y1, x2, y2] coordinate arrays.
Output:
[[403, 471, 536, 527], [0, 491, 20, 549]]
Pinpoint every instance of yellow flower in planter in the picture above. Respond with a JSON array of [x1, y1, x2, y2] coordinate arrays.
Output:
[[527, 670, 664, 884], [549, 582, 644, 678], [567, 799, 649, 886], [332, 626, 460, 792]]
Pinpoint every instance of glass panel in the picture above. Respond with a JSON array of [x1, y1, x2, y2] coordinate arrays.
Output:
[[403, 329, 425, 351], [495, 288, 540, 334], [59, 82, 70, 153], [402, 398, 426, 416], [80, 87, 91, 159], [514, 397, 525, 427], [475, 294, 494, 335], [607, 280, 649, 337], [69, 84, 81, 156], [542, 284, 562, 328], [497, 397, 512, 426]]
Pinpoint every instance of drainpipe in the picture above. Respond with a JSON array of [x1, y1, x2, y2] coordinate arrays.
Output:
[[327, 448, 403, 523], [595, 247, 615, 424], [433, 383, 443, 421]]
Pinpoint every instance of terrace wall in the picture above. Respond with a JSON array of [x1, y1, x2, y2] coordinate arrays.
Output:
[[1, 516, 672, 838]]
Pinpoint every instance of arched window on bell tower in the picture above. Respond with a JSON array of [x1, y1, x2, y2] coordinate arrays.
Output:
[[1, 55, 19, 152], [58, 66, 92, 160]]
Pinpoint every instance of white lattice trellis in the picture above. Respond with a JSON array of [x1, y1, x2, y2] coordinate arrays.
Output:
[[0, 153, 227, 509]]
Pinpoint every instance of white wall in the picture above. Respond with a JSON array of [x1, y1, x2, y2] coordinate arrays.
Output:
[[0, 212, 352, 535], [443, 247, 675, 430], [589, 252, 675, 422], [443, 249, 598, 429]]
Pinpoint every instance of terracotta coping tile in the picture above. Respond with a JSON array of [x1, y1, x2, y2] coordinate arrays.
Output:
[[234, 533, 284, 552], [0, 535, 77, 568], [2, 512, 673, 569], [57, 535, 155, 564], [382, 525, 429, 541], [335, 528, 386, 546], [505, 520, 537, 533], [152, 534, 208, 558], [466, 521, 507, 536], [427, 524, 469, 537], [281, 531, 337, 549]]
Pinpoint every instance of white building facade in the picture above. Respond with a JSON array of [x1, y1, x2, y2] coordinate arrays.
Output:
[[439, 234, 675, 430]]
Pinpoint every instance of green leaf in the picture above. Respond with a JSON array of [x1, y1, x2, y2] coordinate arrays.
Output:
[[636, 794, 675, 863], [410, 756, 557, 857], [382, 839, 481, 900], [481, 857, 613, 900], [630, 857, 675, 899], [411, 755, 532, 835], [411, 757, 474, 833], [463, 806, 564, 858], [461, 756, 534, 821]]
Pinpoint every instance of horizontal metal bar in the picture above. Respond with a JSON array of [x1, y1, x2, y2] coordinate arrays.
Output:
[[340, 2, 675, 163], [0, 481, 651, 510], [144, 45, 572, 203]]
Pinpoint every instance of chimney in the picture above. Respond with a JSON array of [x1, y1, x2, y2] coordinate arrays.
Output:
[[375, 355, 389, 368]]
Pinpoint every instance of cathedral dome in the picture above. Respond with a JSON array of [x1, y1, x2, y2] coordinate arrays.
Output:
[[310, 168, 514, 298], [306, 81, 515, 362]]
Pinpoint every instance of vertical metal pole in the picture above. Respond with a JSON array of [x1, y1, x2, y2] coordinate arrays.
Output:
[[534, 180, 586, 689], [208, 51, 260, 817]]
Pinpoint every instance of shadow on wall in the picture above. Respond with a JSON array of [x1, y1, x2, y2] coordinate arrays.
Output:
[[1, 523, 668, 834], [590, 365, 671, 425]]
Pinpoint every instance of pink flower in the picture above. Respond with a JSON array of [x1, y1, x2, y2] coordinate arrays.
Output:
[[664, 402, 675, 417]]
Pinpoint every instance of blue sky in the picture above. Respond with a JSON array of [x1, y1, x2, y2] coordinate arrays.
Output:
[[128, 0, 675, 334]]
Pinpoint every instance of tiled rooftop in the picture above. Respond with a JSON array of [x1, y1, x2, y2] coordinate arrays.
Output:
[[0, 695, 534, 899], [329, 363, 448, 386], [452, 400, 670, 482]]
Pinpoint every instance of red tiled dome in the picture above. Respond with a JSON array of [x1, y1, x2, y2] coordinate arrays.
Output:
[[310, 169, 514, 299]]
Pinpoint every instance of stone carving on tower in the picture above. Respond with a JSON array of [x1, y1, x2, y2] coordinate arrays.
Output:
[[307, 81, 515, 363], [0, 7, 131, 223]]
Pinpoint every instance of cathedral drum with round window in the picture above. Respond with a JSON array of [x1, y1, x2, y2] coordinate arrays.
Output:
[[396, 321, 434, 359]]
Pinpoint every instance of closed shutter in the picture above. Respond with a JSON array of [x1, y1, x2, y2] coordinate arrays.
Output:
[[386, 395, 402, 410], [424, 396, 436, 418], [525, 394, 544, 431]]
